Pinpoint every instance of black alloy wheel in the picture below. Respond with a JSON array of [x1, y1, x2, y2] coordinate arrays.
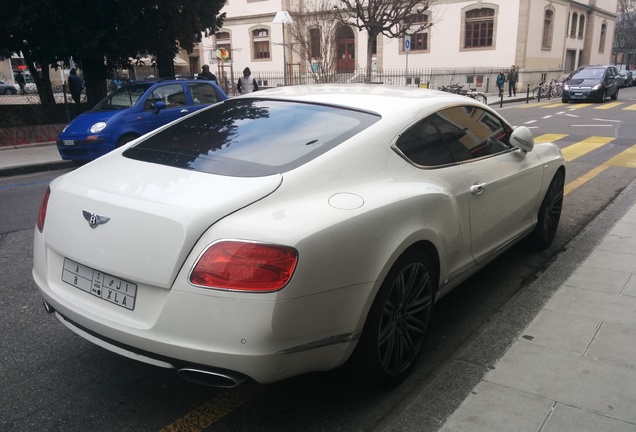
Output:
[[351, 249, 436, 385], [530, 170, 564, 249]]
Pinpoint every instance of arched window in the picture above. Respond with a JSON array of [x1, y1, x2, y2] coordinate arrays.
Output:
[[570, 12, 578, 37], [578, 14, 585, 38], [403, 12, 430, 52], [464, 8, 495, 48], [251, 27, 271, 60], [599, 23, 607, 53], [542, 9, 554, 49]]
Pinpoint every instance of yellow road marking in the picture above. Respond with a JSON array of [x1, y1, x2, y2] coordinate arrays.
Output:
[[604, 144, 636, 168], [565, 103, 594, 109], [160, 383, 263, 432], [564, 165, 609, 195], [623, 104, 636, 111], [534, 134, 568, 144], [595, 102, 622, 110], [540, 102, 564, 108], [561, 136, 615, 161]]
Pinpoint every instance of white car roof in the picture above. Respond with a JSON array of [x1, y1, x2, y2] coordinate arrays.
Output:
[[243, 84, 476, 117]]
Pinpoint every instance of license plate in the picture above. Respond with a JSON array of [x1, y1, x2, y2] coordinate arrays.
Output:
[[575, 93, 583, 96], [63, 140, 75, 146], [62, 258, 137, 310]]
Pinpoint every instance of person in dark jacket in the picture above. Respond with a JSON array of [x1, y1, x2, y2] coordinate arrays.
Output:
[[198, 65, 218, 83], [15, 71, 27, 95], [68, 68, 83, 104]]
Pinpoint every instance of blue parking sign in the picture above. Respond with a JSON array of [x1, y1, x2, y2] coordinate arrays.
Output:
[[405, 36, 411, 52]]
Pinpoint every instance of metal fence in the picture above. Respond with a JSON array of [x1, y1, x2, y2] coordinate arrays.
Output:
[[1, 67, 567, 105], [223, 67, 568, 96]]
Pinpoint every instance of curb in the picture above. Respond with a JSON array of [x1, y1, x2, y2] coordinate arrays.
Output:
[[0, 160, 75, 178]]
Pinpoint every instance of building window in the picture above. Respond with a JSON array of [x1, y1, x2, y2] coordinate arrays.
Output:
[[464, 8, 494, 48], [599, 23, 607, 53], [215, 31, 232, 61], [310, 28, 321, 59], [570, 12, 578, 37], [251, 27, 271, 60], [403, 12, 429, 52], [542, 9, 554, 50], [578, 14, 585, 38]]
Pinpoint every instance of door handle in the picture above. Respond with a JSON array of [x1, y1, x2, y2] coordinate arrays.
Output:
[[180, 109, 189, 114], [470, 182, 487, 195]]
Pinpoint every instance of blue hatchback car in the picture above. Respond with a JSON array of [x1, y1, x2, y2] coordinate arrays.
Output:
[[57, 78, 228, 161]]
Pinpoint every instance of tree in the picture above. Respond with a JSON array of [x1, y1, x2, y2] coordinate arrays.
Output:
[[0, 0, 226, 110], [333, 0, 432, 82], [615, 0, 636, 68], [289, 0, 340, 83]]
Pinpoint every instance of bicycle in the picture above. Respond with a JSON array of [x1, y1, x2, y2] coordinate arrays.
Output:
[[532, 78, 563, 99], [439, 84, 488, 105]]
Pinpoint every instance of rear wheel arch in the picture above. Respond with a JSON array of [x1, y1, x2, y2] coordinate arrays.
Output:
[[346, 240, 440, 386]]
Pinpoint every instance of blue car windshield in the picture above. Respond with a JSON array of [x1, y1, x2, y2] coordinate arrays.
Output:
[[93, 83, 153, 111]]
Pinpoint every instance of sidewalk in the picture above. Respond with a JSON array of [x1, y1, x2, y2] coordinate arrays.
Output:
[[0, 141, 73, 177], [386, 179, 636, 431]]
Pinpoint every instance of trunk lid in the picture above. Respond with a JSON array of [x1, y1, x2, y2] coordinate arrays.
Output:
[[45, 157, 282, 288]]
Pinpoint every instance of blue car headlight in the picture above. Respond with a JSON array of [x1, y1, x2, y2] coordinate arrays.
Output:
[[90, 122, 107, 133]]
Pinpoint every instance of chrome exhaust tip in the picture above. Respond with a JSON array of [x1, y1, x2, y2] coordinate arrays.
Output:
[[177, 367, 249, 388], [42, 300, 55, 314]]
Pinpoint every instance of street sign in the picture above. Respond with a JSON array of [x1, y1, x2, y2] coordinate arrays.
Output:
[[405, 35, 411, 52]]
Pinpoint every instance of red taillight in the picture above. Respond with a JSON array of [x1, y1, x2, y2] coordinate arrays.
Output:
[[36, 187, 51, 233], [190, 241, 298, 292]]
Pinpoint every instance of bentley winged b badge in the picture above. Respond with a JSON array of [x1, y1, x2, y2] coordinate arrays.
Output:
[[83, 211, 111, 229]]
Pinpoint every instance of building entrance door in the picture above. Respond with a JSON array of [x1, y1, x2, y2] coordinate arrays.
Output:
[[337, 26, 355, 73]]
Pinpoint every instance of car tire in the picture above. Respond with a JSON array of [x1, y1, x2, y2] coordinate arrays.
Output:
[[598, 90, 607, 103], [561, 96, 569, 103], [611, 88, 618, 101], [117, 134, 139, 148], [530, 170, 564, 250], [349, 249, 436, 386]]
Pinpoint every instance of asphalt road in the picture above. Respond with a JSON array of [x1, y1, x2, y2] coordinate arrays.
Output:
[[2, 90, 636, 431]]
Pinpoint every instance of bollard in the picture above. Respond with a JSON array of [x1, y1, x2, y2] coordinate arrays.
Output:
[[499, 92, 503, 108], [526, 84, 530, 104]]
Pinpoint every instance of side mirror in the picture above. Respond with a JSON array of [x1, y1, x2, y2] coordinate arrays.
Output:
[[510, 126, 534, 154], [154, 101, 167, 114]]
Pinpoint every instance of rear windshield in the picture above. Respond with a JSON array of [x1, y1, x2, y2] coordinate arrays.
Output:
[[123, 98, 380, 177], [94, 83, 153, 110]]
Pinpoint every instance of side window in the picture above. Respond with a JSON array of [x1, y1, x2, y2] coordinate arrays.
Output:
[[188, 82, 220, 105], [395, 117, 454, 167], [433, 106, 511, 162], [143, 83, 186, 111]]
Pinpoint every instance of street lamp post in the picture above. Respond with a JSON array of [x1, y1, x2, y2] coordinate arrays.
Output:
[[272, 11, 293, 86]]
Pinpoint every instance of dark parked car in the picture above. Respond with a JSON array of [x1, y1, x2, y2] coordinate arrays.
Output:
[[619, 70, 633, 87], [0, 80, 18, 95], [562, 65, 620, 103], [57, 78, 228, 161]]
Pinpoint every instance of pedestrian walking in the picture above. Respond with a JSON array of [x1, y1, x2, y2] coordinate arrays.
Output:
[[507, 65, 519, 97], [198, 65, 218, 83], [68, 68, 83, 104], [236, 67, 259, 94], [15, 71, 27, 95], [496, 69, 505, 97]]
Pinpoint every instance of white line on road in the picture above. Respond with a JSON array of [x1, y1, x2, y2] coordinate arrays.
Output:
[[592, 118, 622, 123]]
